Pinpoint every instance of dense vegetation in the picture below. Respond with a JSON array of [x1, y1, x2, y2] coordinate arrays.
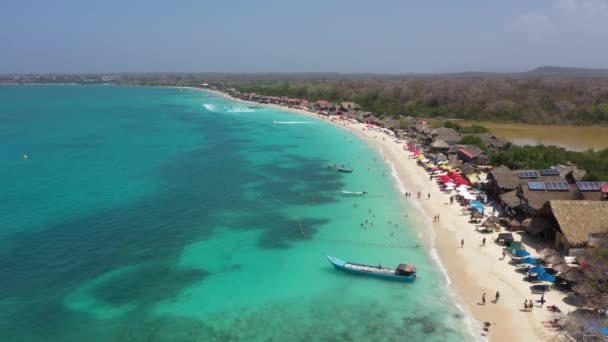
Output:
[[491, 145, 608, 180], [442, 121, 491, 134], [459, 136, 488, 152], [224, 78, 608, 125]]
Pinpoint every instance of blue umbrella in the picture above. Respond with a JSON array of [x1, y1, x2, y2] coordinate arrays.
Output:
[[515, 249, 531, 257], [600, 327, 608, 336], [539, 273, 556, 283], [529, 266, 546, 274], [521, 257, 538, 265]]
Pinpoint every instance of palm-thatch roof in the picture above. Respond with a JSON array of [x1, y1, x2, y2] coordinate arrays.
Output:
[[430, 139, 450, 150], [489, 165, 520, 190], [547, 200, 608, 247], [499, 190, 521, 208]]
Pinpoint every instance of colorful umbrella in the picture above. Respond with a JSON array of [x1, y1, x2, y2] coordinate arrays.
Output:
[[521, 257, 538, 265], [529, 266, 546, 274], [515, 249, 531, 257], [538, 273, 556, 283]]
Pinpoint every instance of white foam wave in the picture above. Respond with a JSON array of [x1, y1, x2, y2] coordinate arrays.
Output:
[[273, 121, 318, 124], [203, 104, 217, 112], [385, 155, 483, 341], [226, 106, 254, 113]]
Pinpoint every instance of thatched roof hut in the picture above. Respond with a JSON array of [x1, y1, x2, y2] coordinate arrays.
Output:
[[499, 190, 521, 209], [430, 139, 450, 151], [488, 165, 521, 192], [532, 200, 608, 255]]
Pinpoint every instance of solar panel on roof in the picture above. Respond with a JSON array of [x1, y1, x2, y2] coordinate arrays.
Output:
[[528, 182, 547, 190], [546, 181, 569, 191], [576, 182, 600, 191], [519, 171, 540, 179], [539, 169, 560, 176]]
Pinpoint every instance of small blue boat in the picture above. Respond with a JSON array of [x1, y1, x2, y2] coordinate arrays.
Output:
[[326, 256, 417, 282]]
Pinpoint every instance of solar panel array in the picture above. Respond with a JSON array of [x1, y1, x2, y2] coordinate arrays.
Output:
[[546, 181, 570, 191], [528, 182, 547, 190], [576, 182, 608, 191], [519, 171, 540, 179], [539, 169, 560, 176]]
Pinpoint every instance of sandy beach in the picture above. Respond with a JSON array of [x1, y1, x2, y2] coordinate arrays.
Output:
[[208, 89, 573, 342]]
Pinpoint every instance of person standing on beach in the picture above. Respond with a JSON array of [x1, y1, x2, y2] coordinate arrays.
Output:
[[482, 293, 486, 305], [524, 300, 528, 312], [529, 299, 534, 312], [427, 193, 431, 200], [495, 291, 500, 303], [502, 250, 506, 260], [461, 239, 464, 248], [482, 237, 486, 246], [540, 294, 545, 308]]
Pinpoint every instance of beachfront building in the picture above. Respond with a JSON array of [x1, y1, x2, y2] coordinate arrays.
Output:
[[339, 102, 361, 111], [457, 145, 488, 166], [526, 200, 608, 255]]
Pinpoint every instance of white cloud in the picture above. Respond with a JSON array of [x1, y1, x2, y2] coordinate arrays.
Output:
[[554, 0, 579, 9], [508, 13, 555, 40]]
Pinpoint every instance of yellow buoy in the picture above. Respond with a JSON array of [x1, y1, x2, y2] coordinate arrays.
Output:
[[23, 154, 28, 160]]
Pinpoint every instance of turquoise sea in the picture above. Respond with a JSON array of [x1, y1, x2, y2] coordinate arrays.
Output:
[[0, 85, 471, 341]]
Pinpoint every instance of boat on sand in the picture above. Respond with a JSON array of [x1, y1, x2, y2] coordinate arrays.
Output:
[[341, 191, 367, 195], [326, 256, 417, 282]]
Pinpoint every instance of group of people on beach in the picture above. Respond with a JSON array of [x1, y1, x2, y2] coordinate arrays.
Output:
[[481, 291, 501, 305]]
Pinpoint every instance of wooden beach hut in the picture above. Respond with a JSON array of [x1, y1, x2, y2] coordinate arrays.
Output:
[[527, 200, 608, 255]]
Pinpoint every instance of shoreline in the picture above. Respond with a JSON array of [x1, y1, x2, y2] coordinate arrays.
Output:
[[203, 88, 570, 342]]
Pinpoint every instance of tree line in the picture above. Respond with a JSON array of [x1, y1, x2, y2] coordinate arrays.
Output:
[[224, 77, 608, 125]]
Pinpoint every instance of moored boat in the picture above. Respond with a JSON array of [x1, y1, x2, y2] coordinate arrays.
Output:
[[248, 105, 262, 109], [326, 256, 417, 282], [341, 191, 367, 195], [327, 164, 353, 172]]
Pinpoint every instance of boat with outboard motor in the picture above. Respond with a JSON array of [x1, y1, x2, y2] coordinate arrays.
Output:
[[326, 256, 417, 282], [327, 164, 353, 173], [341, 191, 367, 195]]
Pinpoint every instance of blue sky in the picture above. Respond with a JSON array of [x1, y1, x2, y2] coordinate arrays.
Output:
[[1, 0, 607, 73]]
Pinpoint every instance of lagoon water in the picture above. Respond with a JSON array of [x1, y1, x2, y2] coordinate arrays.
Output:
[[0, 86, 469, 341]]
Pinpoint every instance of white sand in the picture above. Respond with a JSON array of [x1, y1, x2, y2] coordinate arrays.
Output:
[[207, 89, 574, 341]]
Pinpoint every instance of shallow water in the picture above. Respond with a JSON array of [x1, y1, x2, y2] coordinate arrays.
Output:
[[0, 85, 470, 341]]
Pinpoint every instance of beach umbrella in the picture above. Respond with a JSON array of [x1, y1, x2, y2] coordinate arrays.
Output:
[[445, 182, 455, 186], [545, 255, 565, 264], [529, 266, 547, 274], [573, 283, 594, 295], [515, 249, 531, 257], [465, 194, 477, 200], [538, 273, 556, 283], [559, 269, 582, 282], [551, 263, 571, 273], [509, 219, 522, 229], [481, 220, 495, 228], [521, 257, 538, 265], [538, 248, 557, 257], [471, 211, 483, 219]]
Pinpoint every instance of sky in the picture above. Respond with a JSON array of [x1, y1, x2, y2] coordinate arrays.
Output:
[[1, 0, 608, 74]]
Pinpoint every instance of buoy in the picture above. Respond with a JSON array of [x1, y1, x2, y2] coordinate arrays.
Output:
[[23, 154, 28, 160]]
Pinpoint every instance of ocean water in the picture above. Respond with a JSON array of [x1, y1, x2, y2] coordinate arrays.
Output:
[[0, 85, 470, 341]]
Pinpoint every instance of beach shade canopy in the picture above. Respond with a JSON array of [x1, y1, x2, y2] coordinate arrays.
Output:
[[559, 269, 583, 282], [509, 219, 522, 228], [471, 211, 483, 219], [445, 182, 455, 186], [552, 263, 571, 273], [538, 248, 557, 257], [471, 203, 485, 212], [538, 273, 556, 283], [529, 266, 547, 274], [481, 220, 495, 228], [544, 255, 565, 264], [521, 257, 538, 265], [465, 194, 477, 200], [515, 249, 531, 257]]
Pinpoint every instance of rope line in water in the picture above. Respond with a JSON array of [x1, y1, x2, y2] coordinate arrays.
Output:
[[296, 209, 417, 249]]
